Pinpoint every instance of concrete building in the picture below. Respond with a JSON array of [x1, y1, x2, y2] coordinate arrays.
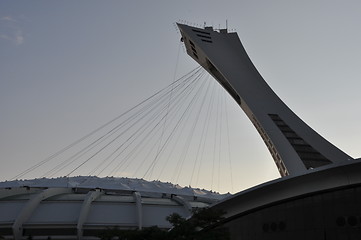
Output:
[[0, 177, 227, 239], [177, 23, 353, 177], [177, 23, 361, 240]]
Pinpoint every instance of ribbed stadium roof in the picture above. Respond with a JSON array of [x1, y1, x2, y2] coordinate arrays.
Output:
[[0, 177, 229, 239]]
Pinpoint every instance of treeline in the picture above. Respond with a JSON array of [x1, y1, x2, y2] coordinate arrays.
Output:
[[98, 208, 229, 240]]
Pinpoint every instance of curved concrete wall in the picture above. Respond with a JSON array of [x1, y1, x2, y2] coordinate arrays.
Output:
[[0, 187, 212, 239]]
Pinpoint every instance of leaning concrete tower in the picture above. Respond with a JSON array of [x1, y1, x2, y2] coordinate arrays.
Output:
[[177, 23, 352, 177]]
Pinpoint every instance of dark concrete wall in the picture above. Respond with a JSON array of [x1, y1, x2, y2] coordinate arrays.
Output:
[[222, 185, 361, 240]]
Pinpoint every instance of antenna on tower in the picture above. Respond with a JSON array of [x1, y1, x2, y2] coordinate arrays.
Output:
[[226, 19, 228, 30]]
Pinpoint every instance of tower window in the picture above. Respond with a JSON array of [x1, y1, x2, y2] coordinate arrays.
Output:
[[268, 114, 332, 169], [189, 40, 195, 47]]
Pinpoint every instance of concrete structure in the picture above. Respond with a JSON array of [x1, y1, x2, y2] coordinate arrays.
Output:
[[177, 23, 352, 177], [212, 161, 361, 240], [177, 23, 361, 240], [0, 177, 226, 239]]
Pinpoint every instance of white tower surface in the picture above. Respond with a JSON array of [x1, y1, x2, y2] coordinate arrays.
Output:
[[177, 23, 352, 177]]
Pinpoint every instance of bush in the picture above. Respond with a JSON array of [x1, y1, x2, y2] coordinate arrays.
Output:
[[98, 207, 229, 240]]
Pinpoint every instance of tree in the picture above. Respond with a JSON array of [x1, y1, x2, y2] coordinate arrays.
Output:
[[98, 207, 229, 240], [167, 208, 229, 240]]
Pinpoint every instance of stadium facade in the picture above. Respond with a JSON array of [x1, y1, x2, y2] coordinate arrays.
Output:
[[0, 177, 227, 239]]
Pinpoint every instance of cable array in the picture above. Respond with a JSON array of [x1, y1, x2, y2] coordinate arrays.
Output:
[[11, 66, 235, 192]]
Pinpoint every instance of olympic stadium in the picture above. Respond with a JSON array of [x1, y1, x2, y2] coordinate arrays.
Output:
[[176, 23, 361, 240], [0, 176, 228, 239], [1, 21, 360, 240]]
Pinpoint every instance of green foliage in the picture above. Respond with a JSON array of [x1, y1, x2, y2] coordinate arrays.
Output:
[[98, 226, 167, 240], [167, 208, 229, 240], [98, 207, 229, 240], [119, 226, 167, 240]]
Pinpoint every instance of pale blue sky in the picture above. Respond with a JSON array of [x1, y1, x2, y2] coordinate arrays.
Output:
[[1, 1, 360, 193]]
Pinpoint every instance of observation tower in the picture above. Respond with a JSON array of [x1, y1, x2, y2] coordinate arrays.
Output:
[[177, 23, 352, 177], [177, 23, 361, 240]]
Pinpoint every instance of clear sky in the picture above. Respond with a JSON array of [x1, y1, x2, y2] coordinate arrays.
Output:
[[1, 1, 360, 194]]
